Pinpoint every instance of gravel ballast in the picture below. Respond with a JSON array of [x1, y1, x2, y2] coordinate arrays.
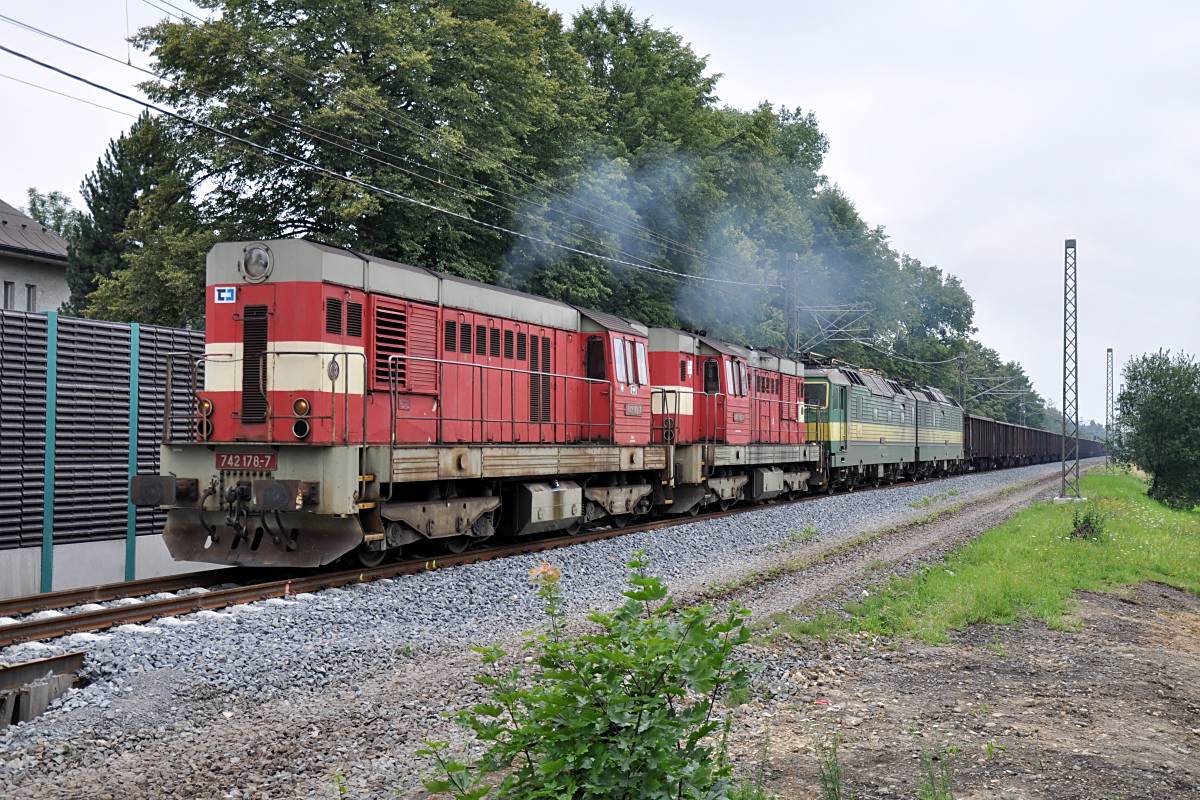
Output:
[[0, 461, 1090, 796]]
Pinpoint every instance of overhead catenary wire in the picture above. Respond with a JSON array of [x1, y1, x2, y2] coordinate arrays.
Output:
[[0, 12, 697, 280], [0, 43, 781, 288], [852, 339, 962, 365], [131, 0, 733, 270]]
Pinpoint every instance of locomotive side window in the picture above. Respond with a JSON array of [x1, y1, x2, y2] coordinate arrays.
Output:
[[634, 342, 649, 387], [625, 340, 639, 386], [613, 337, 629, 384], [724, 360, 735, 396], [703, 359, 720, 394], [738, 362, 748, 396]]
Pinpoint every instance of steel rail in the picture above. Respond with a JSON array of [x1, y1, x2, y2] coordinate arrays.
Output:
[[0, 567, 255, 617], [0, 520, 676, 648], [0, 478, 918, 648]]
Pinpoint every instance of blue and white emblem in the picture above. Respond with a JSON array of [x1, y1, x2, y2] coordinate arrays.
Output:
[[214, 286, 237, 304]]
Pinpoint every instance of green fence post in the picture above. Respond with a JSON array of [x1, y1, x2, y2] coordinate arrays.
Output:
[[40, 311, 58, 592], [125, 323, 141, 581]]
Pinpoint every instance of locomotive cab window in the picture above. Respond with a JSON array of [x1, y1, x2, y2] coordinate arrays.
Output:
[[703, 359, 720, 394], [635, 342, 649, 387], [625, 340, 639, 387], [613, 337, 629, 384], [804, 382, 828, 408], [585, 337, 606, 380]]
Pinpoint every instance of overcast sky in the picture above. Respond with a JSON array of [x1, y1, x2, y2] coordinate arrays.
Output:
[[4, 1, 1197, 423]]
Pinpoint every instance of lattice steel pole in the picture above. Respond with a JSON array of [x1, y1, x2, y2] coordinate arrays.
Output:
[[1060, 239, 1081, 498], [1105, 347, 1114, 470]]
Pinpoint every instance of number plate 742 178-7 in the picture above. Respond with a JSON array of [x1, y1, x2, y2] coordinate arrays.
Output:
[[215, 452, 277, 470]]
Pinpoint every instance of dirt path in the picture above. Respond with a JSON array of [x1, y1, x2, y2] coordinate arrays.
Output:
[[729, 583, 1200, 799]]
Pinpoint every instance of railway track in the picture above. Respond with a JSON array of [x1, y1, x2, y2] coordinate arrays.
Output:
[[0, 567, 261, 618], [0, 493, 829, 648], [0, 467, 1031, 649]]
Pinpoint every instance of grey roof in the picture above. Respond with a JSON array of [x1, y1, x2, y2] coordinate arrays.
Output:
[[0, 198, 69, 262], [576, 307, 647, 338], [698, 335, 752, 359]]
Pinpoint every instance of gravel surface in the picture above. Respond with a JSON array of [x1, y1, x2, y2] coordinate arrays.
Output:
[[0, 461, 1092, 798]]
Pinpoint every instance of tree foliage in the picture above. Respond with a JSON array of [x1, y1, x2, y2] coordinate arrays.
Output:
[[420, 555, 751, 799], [22, 188, 83, 241], [1112, 350, 1200, 509], [69, 112, 184, 313], [50, 0, 1057, 421]]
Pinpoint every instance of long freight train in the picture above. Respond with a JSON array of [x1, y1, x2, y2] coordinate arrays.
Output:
[[131, 240, 1104, 568]]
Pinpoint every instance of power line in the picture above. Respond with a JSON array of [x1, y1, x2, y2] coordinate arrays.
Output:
[[852, 339, 962, 365], [0, 43, 779, 288], [0, 71, 136, 117], [2, 11, 762, 284]]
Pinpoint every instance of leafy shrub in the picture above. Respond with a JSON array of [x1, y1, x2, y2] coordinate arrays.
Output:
[[420, 553, 752, 799], [1071, 503, 1108, 540]]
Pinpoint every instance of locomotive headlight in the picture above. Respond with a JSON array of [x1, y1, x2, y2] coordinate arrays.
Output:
[[199, 397, 214, 417], [292, 419, 311, 439], [292, 397, 311, 416], [240, 243, 273, 283]]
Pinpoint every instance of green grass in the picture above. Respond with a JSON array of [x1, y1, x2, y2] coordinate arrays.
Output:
[[775, 472, 1200, 643]]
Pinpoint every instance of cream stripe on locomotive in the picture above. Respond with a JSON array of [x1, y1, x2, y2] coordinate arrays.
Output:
[[651, 385, 695, 415], [204, 341, 367, 394], [918, 429, 964, 445]]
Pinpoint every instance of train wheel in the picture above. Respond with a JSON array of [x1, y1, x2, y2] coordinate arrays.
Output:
[[443, 536, 472, 555], [353, 544, 387, 568]]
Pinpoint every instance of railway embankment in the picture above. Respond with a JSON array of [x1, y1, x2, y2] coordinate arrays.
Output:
[[0, 460, 1137, 798]]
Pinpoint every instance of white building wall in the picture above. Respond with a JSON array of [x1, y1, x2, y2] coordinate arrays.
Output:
[[0, 253, 70, 312]]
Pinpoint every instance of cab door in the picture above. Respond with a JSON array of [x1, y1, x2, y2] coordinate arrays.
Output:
[[700, 357, 723, 441], [584, 335, 611, 441], [834, 385, 849, 454]]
